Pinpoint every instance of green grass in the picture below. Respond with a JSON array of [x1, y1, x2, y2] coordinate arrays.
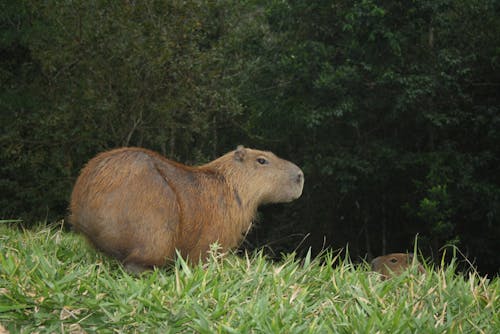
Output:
[[0, 224, 498, 333]]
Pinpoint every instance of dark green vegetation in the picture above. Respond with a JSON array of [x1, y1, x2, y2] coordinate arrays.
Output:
[[0, 225, 499, 333], [1, 1, 499, 275]]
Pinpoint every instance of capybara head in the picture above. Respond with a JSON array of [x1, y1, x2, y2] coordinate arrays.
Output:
[[371, 253, 425, 279], [209, 145, 304, 206]]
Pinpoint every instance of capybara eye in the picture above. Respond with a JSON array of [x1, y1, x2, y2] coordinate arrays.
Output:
[[257, 158, 268, 165], [390, 258, 398, 263]]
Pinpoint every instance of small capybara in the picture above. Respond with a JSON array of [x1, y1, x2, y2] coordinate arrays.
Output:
[[371, 253, 426, 279], [69, 145, 304, 272]]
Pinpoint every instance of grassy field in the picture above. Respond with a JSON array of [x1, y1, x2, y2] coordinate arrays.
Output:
[[0, 223, 498, 333]]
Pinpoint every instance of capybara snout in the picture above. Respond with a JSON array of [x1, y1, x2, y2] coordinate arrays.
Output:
[[69, 145, 304, 272], [283, 163, 304, 202]]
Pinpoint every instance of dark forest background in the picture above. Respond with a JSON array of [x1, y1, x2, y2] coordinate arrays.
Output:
[[1, 0, 499, 276]]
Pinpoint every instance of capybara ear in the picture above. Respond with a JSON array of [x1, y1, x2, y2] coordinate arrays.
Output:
[[234, 145, 246, 162]]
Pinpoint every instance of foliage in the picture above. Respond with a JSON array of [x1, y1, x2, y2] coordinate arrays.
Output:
[[1, 0, 243, 219], [227, 0, 500, 275], [0, 225, 499, 333], [1, 0, 499, 275]]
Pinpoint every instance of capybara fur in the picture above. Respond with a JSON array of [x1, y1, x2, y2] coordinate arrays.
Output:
[[69, 145, 304, 272], [371, 253, 425, 279]]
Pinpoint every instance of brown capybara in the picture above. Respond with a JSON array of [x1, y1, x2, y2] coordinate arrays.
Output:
[[371, 253, 426, 279], [69, 145, 304, 273]]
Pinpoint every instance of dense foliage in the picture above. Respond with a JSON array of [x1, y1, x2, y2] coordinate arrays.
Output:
[[1, 0, 499, 275]]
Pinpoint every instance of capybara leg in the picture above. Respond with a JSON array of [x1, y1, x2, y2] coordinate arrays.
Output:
[[123, 248, 167, 274], [124, 262, 150, 275]]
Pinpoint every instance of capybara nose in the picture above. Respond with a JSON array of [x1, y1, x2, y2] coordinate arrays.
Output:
[[296, 170, 304, 184]]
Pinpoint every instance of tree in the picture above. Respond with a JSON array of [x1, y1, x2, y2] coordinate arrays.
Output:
[[228, 0, 500, 274], [0, 0, 243, 220]]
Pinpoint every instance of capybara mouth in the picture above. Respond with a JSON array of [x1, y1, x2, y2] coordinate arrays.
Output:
[[287, 182, 304, 202]]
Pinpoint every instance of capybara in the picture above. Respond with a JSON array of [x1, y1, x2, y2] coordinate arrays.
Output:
[[69, 145, 304, 272], [371, 253, 426, 279]]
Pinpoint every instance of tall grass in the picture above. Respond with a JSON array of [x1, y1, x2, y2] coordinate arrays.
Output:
[[0, 224, 498, 333]]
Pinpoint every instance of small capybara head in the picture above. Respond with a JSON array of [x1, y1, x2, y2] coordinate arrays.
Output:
[[219, 145, 304, 205], [371, 253, 425, 279]]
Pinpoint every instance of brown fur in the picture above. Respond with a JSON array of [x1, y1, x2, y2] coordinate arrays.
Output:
[[69, 145, 304, 272], [371, 253, 426, 279], [0, 323, 9, 334]]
